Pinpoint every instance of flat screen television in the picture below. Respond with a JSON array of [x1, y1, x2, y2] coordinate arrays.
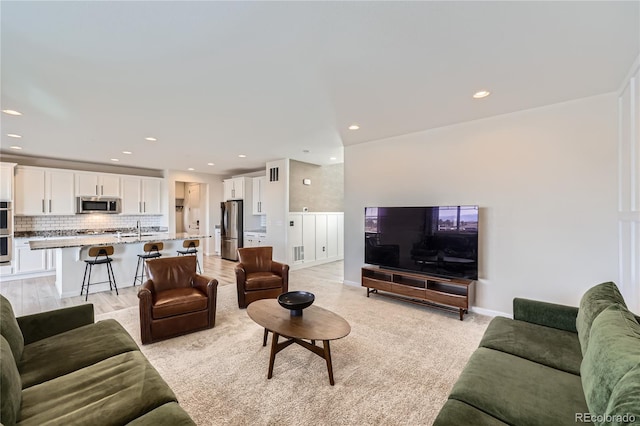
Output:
[[365, 205, 479, 280]]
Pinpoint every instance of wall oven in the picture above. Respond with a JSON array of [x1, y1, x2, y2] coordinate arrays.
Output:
[[0, 202, 12, 263]]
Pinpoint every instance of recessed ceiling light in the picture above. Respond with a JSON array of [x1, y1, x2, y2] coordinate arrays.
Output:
[[2, 109, 22, 116], [238, 154, 247, 158], [473, 90, 491, 99], [110, 158, 119, 162], [122, 151, 132, 155], [9, 145, 22, 150], [207, 163, 215, 166], [348, 124, 360, 130], [7, 134, 22, 138], [187, 168, 195, 171], [145, 137, 157, 141], [330, 157, 337, 160]]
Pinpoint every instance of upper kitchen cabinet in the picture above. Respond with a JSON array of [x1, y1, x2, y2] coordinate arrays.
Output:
[[252, 176, 266, 215], [223, 177, 247, 200], [121, 176, 162, 215], [0, 162, 16, 201], [15, 166, 75, 215], [75, 172, 120, 197]]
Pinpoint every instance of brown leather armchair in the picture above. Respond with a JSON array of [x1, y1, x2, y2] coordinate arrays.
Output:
[[138, 256, 218, 344], [235, 246, 289, 308]]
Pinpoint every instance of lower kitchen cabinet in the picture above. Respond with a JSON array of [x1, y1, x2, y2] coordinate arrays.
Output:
[[12, 239, 56, 276], [244, 232, 267, 248]]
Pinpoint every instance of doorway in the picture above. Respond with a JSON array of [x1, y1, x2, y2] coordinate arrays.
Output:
[[175, 181, 202, 235]]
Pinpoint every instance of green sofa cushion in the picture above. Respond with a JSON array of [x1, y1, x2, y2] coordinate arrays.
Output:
[[605, 365, 640, 424], [480, 316, 582, 375], [576, 281, 626, 354], [580, 303, 640, 420], [126, 402, 195, 425], [433, 399, 509, 426], [0, 336, 22, 426], [449, 347, 588, 426], [19, 319, 139, 389], [0, 294, 24, 363], [18, 351, 178, 426]]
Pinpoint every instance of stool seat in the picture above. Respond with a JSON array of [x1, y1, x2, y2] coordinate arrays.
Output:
[[176, 239, 201, 273], [134, 242, 164, 286], [81, 246, 118, 301]]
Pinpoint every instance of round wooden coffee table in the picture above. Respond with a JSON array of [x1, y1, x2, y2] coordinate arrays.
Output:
[[247, 299, 351, 385]]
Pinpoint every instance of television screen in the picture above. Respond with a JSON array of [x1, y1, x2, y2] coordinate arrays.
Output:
[[365, 206, 479, 280]]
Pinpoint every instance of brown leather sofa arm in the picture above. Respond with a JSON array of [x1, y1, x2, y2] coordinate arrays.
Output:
[[192, 275, 218, 327], [138, 281, 155, 344], [271, 261, 289, 293]]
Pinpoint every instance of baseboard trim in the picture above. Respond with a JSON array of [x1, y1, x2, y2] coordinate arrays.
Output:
[[290, 256, 344, 271], [470, 306, 511, 318]]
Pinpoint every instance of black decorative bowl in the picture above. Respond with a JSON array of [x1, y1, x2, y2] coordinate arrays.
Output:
[[278, 291, 315, 316]]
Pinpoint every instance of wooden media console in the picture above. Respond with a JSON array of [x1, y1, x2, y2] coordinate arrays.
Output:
[[361, 266, 474, 320]]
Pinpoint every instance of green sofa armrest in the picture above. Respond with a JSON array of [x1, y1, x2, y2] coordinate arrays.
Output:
[[17, 304, 95, 345], [513, 298, 578, 333]]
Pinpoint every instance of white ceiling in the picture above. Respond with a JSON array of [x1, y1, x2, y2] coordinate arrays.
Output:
[[1, 1, 638, 176]]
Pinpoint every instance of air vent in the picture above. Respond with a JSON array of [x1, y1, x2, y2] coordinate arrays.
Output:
[[269, 167, 279, 182], [293, 246, 304, 262]]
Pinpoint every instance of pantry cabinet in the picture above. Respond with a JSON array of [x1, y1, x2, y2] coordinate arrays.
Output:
[[15, 166, 75, 216]]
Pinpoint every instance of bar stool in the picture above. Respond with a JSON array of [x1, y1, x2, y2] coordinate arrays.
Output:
[[177, 239, 201, 273], [81, 246, 118, 301], [133, 242, 164, 286]]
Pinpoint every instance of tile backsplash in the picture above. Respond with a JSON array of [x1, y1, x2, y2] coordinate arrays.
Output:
[[15, 215, 163, 232]]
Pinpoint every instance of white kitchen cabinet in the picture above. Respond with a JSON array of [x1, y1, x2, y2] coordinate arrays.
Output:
[[244, 231, 267, 248], [121, 177, 162, 215], [0, 162, 16, 200], [15, 166, 75, 215], [223, 177, 246, 200], [252, 176, 266, 215], [14, 239, 47, 274], [75, 172, 120, 197]]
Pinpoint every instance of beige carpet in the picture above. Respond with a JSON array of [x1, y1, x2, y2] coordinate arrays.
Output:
[[97, 263, 492, 425]]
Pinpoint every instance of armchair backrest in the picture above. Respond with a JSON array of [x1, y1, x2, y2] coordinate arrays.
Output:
[[145, 256, 197, 292], [237, 246, 273, 273]]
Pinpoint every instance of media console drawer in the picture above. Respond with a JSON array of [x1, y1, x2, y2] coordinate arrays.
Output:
[[361, 266, 473, 320]]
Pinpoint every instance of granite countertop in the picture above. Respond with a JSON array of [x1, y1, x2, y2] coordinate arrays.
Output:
[[29, 232, 211, 250], [16, 227, 169, 239]]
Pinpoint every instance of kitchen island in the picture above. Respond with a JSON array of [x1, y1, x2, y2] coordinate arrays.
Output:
[[30, 233, 210, 298]]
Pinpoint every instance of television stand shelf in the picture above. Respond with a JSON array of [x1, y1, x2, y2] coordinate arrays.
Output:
[[361, 266, 474, 320]]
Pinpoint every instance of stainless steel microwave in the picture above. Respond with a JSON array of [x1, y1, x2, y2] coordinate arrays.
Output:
[[76, 197, 121, 214]]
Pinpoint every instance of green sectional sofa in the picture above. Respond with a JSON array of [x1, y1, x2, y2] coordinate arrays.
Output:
[[434, 282, 640, 426], [0, 295, 194, 425]]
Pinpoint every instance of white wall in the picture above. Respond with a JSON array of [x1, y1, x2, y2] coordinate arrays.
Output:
[[618, 54, 640, 313], [344, 93, 619, 315]]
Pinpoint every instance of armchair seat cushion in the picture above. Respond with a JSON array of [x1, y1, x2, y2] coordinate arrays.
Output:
[[153, 288, 207, 319], [245, 272, 285, 290]]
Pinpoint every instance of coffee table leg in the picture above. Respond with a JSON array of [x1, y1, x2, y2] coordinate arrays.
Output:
[[263, 328, 269, 347], [323, 340, 335, 386], [268, 332, 280, 379]]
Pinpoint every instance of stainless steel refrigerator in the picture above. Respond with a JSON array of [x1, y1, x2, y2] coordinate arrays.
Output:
[[221, 200, 243, 261]]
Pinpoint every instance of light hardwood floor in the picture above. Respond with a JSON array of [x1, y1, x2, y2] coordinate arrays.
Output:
[[0, 255, 247, 317]]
